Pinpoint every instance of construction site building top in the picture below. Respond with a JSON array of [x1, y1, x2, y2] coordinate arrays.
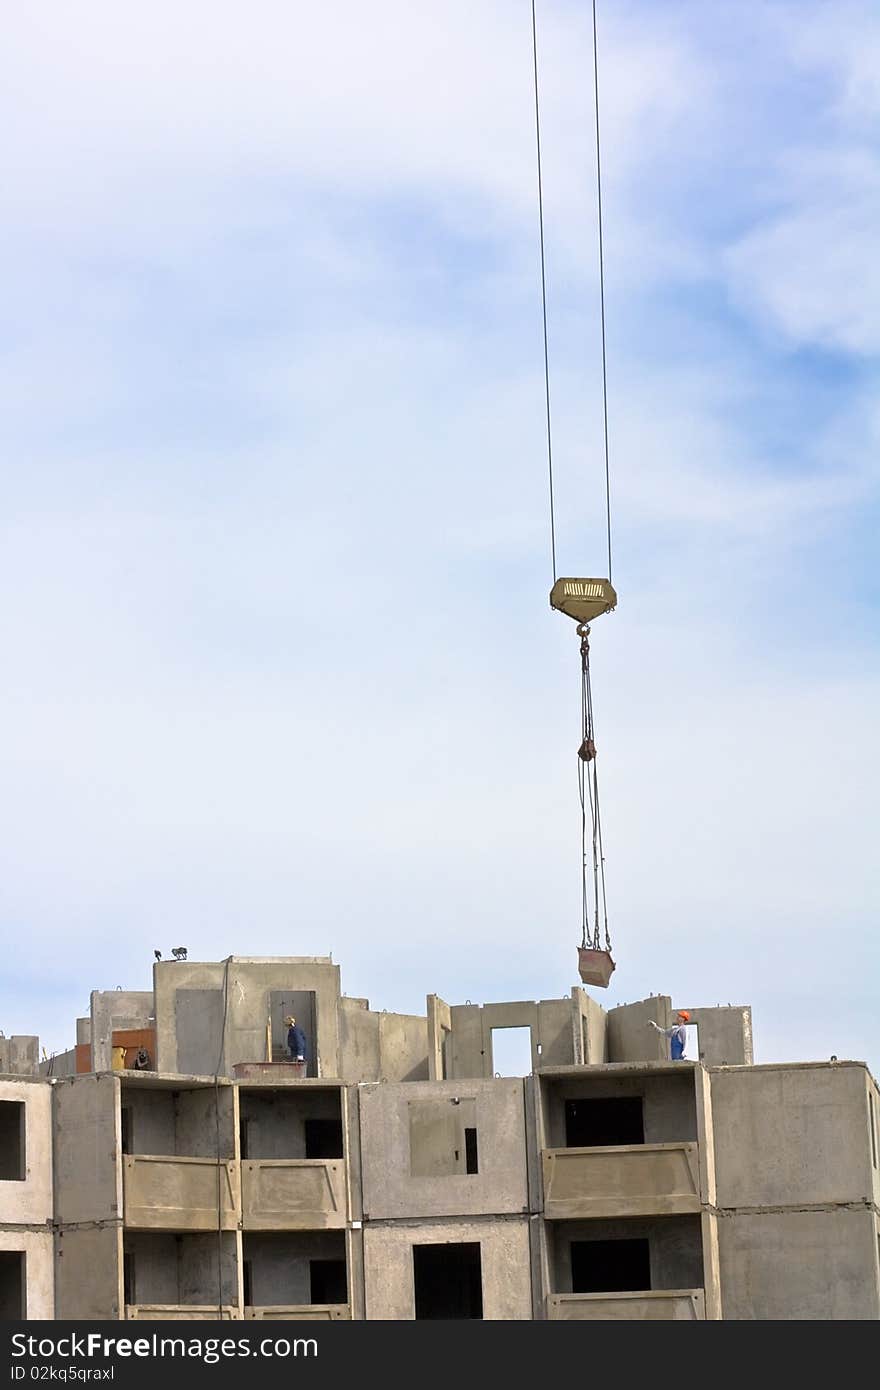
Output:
[[550, 577, 617, 624]]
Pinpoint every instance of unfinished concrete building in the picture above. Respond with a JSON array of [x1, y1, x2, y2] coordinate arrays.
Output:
[[1, 956, 878, 1319]]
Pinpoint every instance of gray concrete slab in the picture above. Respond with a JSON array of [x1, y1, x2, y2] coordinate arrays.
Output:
[[363, 1216, 533, 1319], [0, 1078, 52, 1225], [717, 1207, 880, 1319], [53, 1074, 121, 1224], [359, 1078, 528, 1221], [711, 1062, 874, 1208]]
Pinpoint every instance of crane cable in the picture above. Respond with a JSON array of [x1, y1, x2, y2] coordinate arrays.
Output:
[[531, 0, 614, 952], [530, 0, 613, 586], [531, 0, 557, 583], [578, 625, 610, 951]]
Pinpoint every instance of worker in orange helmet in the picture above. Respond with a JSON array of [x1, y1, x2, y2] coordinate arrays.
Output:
[[648, 1010, 690, 1060]]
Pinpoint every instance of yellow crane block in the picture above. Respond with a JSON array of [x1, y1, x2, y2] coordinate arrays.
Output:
[[550, 577, 617, 624]]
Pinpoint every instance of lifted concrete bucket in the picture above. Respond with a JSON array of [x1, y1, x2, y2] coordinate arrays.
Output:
[[577, 947, 616, 988]]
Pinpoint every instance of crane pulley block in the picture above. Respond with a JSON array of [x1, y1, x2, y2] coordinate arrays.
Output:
[[550, 577, 617, 624]]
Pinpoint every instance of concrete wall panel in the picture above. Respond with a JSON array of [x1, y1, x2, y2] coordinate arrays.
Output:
[[718, 1207, 880, 1320], [53, 1074, 120, 1224], [241, 1159, 346, 1229], [712, 1063, 873, 1208], [0, 1037, 39, 1077], [536, 1001, 573, 1069], [155, 959, 340, 1080], [338, 1001, 379, 1083], [360, 1079, 528, 1220], [0, 1079, 52, 1225], [0, 1229, 53, 1319], [679, 1007, 752, 1066], [363, 1217, 532, 1319], [123, 1156, 239, 1230], [378, 1013, 428, 1082], [543, 1143, 701, 1220], [448, 1006, 484, 1079], [548, 1291, 704, 1319], [607, 998, 669, 1063], [55, 1226, 122, 1321]]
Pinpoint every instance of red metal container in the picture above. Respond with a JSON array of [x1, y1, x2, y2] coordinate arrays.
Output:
[[577, 947, 616, 988]]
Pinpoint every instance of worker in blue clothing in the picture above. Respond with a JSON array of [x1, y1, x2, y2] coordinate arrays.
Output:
[[648, 1010, 690, 1060], [285, 1014, 308, 1064]]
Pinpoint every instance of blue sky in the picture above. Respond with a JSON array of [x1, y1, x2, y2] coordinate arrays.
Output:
[[2, 1, 878, 1070]]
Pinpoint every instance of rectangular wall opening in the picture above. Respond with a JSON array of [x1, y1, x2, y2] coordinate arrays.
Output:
[[413, 1242, 483, 1319], [0, 1251, 26, 1319], [122, 1232, 238, 1307], [0, 1101, 26, 1181], [239, 1088, 343, 1161], [683, 1024, 700, 1061], [309, 1259, 347, 1305], [122, 1254, 135, 1307], [464, 1127, 479, 1174], [304, 1118, 344, 1159], [565, 1097, 644, 1147], [269, 990, 318, 1076], [243, 1232, 347, 1310], [119, 1083, 235, 1159], [571, 1238, 650, 1294], [490, 1027, 532, 1077]]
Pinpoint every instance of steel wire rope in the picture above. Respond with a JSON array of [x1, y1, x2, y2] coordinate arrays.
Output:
[[531, 0, 557, 583], [591, 0, 613, 584]]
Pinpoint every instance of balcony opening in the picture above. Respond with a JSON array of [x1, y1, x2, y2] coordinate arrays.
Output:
[[122, 1232, 237, 1307], [239, 1087, 343, 1161], [304, 1118, 344, 1160], [413, 1242, 483, 1319], [565, 1097, 644, 1148], [309, 1259, 347, 1305], [464, 1127, 479, 1174], [0, 1101, 26, 1181], [571, 1238, 650, 1294], [0, 1251, 26, 1319], [119, 1082, 234, 1159], [490, 1027, 532, 1077], [243, 1231, 346, 1310]]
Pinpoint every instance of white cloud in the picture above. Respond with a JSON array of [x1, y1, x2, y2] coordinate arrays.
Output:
[[1, 2, 878, 1076]]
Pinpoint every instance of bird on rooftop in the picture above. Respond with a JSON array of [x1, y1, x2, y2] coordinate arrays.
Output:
[[154, 950, 162, 961]]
